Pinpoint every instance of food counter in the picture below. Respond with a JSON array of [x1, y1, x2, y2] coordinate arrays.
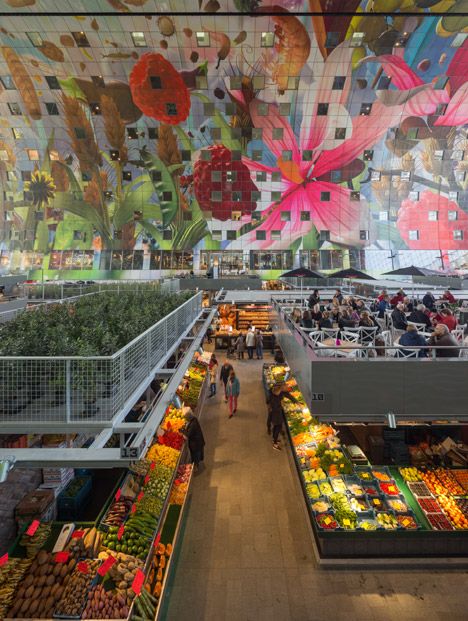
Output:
[[263, 364, 468, 564]]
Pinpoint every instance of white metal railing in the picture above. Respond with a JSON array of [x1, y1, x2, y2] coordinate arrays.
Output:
[[24, 279, 180, 300], [0, 291, 202, 425]]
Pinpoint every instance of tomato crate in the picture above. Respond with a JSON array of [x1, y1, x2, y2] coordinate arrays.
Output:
[[417, 497, 442, 514], [407, 481, 432, 498], [425, 512, 454, 531]]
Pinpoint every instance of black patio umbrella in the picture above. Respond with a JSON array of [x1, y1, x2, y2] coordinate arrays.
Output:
[[329, 268, 376, 280], [280, 267, 325, 279], [383, 265, 439, 277]]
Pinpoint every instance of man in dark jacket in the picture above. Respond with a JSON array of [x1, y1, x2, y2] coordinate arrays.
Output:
[[308, 289, 320, 309], [422, 291, 436, 311], [391, 303, 408, 330], [408, 304, 431, 329], [267, 383, 297, 450], [219, 360, 233, 403], [183, 410, 205, 469], [428, 324, 460, 358], [398, 325, 428, 357]]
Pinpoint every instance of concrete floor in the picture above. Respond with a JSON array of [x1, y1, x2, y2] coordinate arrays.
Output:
[[164, 352, 468, 621]]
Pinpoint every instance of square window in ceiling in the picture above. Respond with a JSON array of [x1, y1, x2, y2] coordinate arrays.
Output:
[[272, 172, 282, 182], [45, 75, 60, 89], [321, 191, 330, 201], [132, 32, 147, 47], [74, 127, 86, 139], [379, 211, 389, 221], [230, 76, 242, 89], [256, 171, 266, 182], [272, 127, 284, 140], [279, 103, 291, 116], [408, 230, 419, 241], [91, 75, 105, 88], [166, 102, 177, 116], [150, 76, 162, 89], [225, 103, 235, 115], [45, 102, 59, 115], [287, 76, 299, 90], [226, 230, 237, 240], [330, 170, 341, 182], [204, 102, 215, 116], [359, 230, 369, 240], [151, 170, 161, 182], [428, 210, 438, 221], [317, 103, 329, 116], [27, 32, 43, 46], [195, 75, 208, 89], [163, 191, 172, 201], [332, 76, 346, 90], [110, 150, 120, 161], [252, 149, 262, 161], [409, 191, 419, 201], [453, 229, 464, 240], [257, 103, 268, 116], [448, 210, 458, 221], [449, 191, 458, 201], [148, 127, 158, 139], [252, 128, 263, 140], [360, 103, 372, 115], [261, 32, 275, 47], [363, 149, 374, 161], [452, 150, 464, 161], [211, 171, 222, 182], [90, 102, 101, 115], [123, 170, 132, 181], [8, 103, 21, 115], [127, 127, 138, 139], [282, 150, 292, 161], [350, 32, 365, 47], [27, 149, 39, 160], [271, 191, 281, 201], [211, 191, 222, 201], [181, 149, 191, 161], [231, 150, 241, 161], [12, 128, 23, 140], [300, 212, 311, 221], [0, 76, 15, 89], [271, 230, 281, 241], [163, 229, 172, 240], [335, 127, 346, 140], [72, 31, 90, 47], [401, 171, 410, 181], [201, 150, 212, 161], [377, 75, 392, 90], [232, 211, 242, 221], [256, 230, 267, 240], [325, 32, 340, 48], [252, 75, 265, 90], [302, 150, 313, 161], [196, 31, 210, 46], [350, 191, 360, 201], [226, 171, 237, 182], [281, 211, 291, 221]]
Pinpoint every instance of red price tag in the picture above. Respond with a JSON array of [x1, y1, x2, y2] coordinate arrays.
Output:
[[174, 478, 181, 486], [77, 561, 89, 574], [115, 489, 122, 501], [150, 462, 155, 471], [26, 520, 40, 536], [117, 525, 125, 541], [167, 421, 172, 429], [131, 569, 145, 596], [137, 491, 144, 502], [97, 555, 116, 577], [131, 503, 137, 514], [0, 553, 8, 566], [55, 551, 70, 563], [153, 532, 161, 549], [71, 530, 84, 539], [144, 474, 150, 485]]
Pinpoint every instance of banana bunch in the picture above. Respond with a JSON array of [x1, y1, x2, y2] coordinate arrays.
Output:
[[19, 522, 52, 557], [0, 558, 32, 617]]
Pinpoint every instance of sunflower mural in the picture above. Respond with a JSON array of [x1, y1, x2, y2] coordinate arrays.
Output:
[[0, 0, 468, 276]]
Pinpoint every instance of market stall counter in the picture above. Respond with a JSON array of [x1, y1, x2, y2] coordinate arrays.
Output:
[[263, 364, 468, 565]]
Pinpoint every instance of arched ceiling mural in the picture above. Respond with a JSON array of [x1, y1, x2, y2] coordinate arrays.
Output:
[[1, 0, 468, 274]]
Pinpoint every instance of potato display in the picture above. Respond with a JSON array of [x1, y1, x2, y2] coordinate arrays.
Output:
[[54, 559, 100, 618]]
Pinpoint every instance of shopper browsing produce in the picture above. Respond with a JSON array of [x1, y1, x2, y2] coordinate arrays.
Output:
[[182, 409, 205, 470], [267, 382, 297, 451], [208, 354, 218, 398], [220, 360, 234, 402], [226, 370, 240, 418], [245, 328, 256, 359]]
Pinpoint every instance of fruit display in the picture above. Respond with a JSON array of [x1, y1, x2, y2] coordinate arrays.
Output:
[[397, 515, 419, 530], [433, 468, 465, 496], [133, 588, 159, 620], [311, 500, 330, 513], [420, 470, 446, 496], [346, 483, 365, 497], [417, 497, 442, 514], [158, 429, 184, 451], [83, 583, 131, 619], [53, 558, 100, 618], [363, 484, 378, 496], [144, 463, 174, 499], [6, 550, 75, 618], [137, 495, 164, 518], [306, 483, 320, 500], [399, 467, 423, 482], [315, 513, 339, 530], [426, 512, 453, 531], [146, 443, 180, 469], [372, 469, 391, 482], [349, 497, 370, 513], [376, 512, 398, 530], [329, 493, 357, 530], [145, 542, 173, 612], [316, 445, 353, 475], [66, 526, 102, 559], [318, 481, 333, 496], [355, 469, 373, 481], [369, 497, 386, 511], [387, 498, 409, 513], [303, 468, 326, 482], [407, 482, 432, 498], [0, 558, 32, 618], [453, 469, 468, 492], [102, 497, 134, 528], [379, 482, 400, 496], [19, 522, 52, 558], [330, 477, 347, 493], [358, 519, 379, 531], [455, 497, 468, 515], [437, 495, 468, 529]]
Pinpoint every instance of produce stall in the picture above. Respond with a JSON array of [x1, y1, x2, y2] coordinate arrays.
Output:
[[214, 303, 273, 350], [263, 364, 468, 563], [1, 357, 207, 620]]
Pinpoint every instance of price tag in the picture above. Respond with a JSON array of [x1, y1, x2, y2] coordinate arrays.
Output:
[[115, 489, 122, 501], [77, 561, 89, 574], [174, 478, 181, 486], [402, 518, 410, 526], [343, 519, 351, 527], [150, 462, 156, 471], [323, 517, 331, 525], [117, 525, 125, 541], [72, 530, 84, 539], [153, 532, 161, 549], [26, 519, 40, 536], [131, 569, 145, 596], [55, 551, 70, 563], [0, 553, 8, 566], [389, 485, 396, 493], [137, 491, 144, 502], [97, 555, 116, 577], [144, 474, 150, 485], [131, 503, 137, 514]]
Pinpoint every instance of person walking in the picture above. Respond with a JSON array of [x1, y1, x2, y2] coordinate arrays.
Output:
[[182, 409, 205, 470], [208, 354, 218, 397], [219, 359, 233, 402], [245, 328, 256, 359], [235, 332, 245, 359], [267, 382, 296, 450], [226, 370, 240, 418], [255, 329, 264, 359]]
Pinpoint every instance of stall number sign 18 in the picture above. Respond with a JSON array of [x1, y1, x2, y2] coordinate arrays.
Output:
[[311, 393, 325, 401]]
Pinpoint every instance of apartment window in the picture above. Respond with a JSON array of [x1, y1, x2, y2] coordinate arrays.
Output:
[[21, 171, 32, 181], [252, 75, 265, 90], [230, 76, 242, 89], [360, 103, 372, 115], [127, 127, 138, 139], [45, 102, 59, 115], [0, 76, 15, 89], [196, 32, 210, 46], [12, 128, 23, 140], [72, 31, 90, 47], [90, 102, 101, 115], [8, 103, 21, 115], [256, 172, 266, 182], [110, 150, 120, 161], [256, 230, 267, 240], [428, 211, 438, 221], [123, 170, 132, 181], [271, 191, 281, 201], [449, 191, 458, 201], [181, 149, 191, 161], [453, 230, 464, 240], [212, 230, 222, 241], [44, 75, 60, 89], [74, 127, 86, 139], [261, 32, 275, 47], [271, 230, 281, 241], [27, 149, 39, 160], [196, 75, 208, 89], [320, 192, 330, 201], [252, 128, 263, 140], [332, 76, 346, 90], [350, 32, 364, 47], [448, 210, 458, 221], [251, 191, 261, 201], [325, 32, 340, 48], [183, 211, 192, 221], [226, 230, 236, 240], [287, 76, 299, 90], [211, 171, 222, 182], [335, 127, 346, 140], [151, 171, 161, 182], [282, 150, 292, 161], [226, 171, 237, 182], [408, 230, 419, 241], [201, 150, 211, 162], [452, 150, 464, 161], [232, 191, 242, 202], [271, 172, 281, 182], [317, 103, 329, 116], [150, 76, 162, 89], [148, 128, 158, 139], [281, 211, 291, 221], [320, 230, 330, 241], [257, 103, 268, 116], [377, 75, 392, 90], [211, 191, 222, 201], [279, 103, 291, 116], [272, 127, 283, 140], [166, 102, 178, 117], [27, 32, 43, 46], [363, 150, 374, 161], [300, 212, 311, 221], [163, 191, 172, 201], [359, 230, 369, 240], [302, 150, 313, 161], [409, 191, 419, 201], [350, 191, 360, 201], [132, 32, 147, 47]]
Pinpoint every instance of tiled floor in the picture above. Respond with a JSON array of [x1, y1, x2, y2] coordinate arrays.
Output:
[[164, 352, 468, 621]]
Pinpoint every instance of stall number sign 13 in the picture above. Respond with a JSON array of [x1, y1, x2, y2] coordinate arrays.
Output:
[[311, 393, 325, 401], [120, 446, 141, 459]]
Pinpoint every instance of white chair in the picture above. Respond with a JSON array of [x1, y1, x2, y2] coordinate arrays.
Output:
[[308, 331, 324, 346], [408, 321, 427, 331], [341, 330, 360, 343], [395, 348, 419, 359], [358, 326, 378, 344], [452, 324, 466, 343], [322, 328, 340, 340], [380, 330, 395, 357]]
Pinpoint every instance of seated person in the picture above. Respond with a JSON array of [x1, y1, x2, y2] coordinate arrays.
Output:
[[301, 310, 314, 329], [334, 289, 343, 304], [442, 289, 456, 304], [408, 304, 431, 329], [377, 288, 388, 302], [398, 324, 428, 357], [428, 323, 460, 358], [391, 302, 408, 331], [422, 291, 436, 311], [436, 308, 457, 332], [356, 299, 370, 312], [338, 309, 357, 330], [390, 289, 406, 306], [403, 296, 414, 313], [308, 289, 320, 308], [359, 311, 380, 343], [310, 303, 322, 323], [318, 311, 333, 330]]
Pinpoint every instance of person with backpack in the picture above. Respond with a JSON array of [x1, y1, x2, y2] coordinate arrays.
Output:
[[219, 359, 233, 402]]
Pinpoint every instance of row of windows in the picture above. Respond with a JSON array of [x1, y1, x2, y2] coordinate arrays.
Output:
[[408, 230, 465, 241]]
